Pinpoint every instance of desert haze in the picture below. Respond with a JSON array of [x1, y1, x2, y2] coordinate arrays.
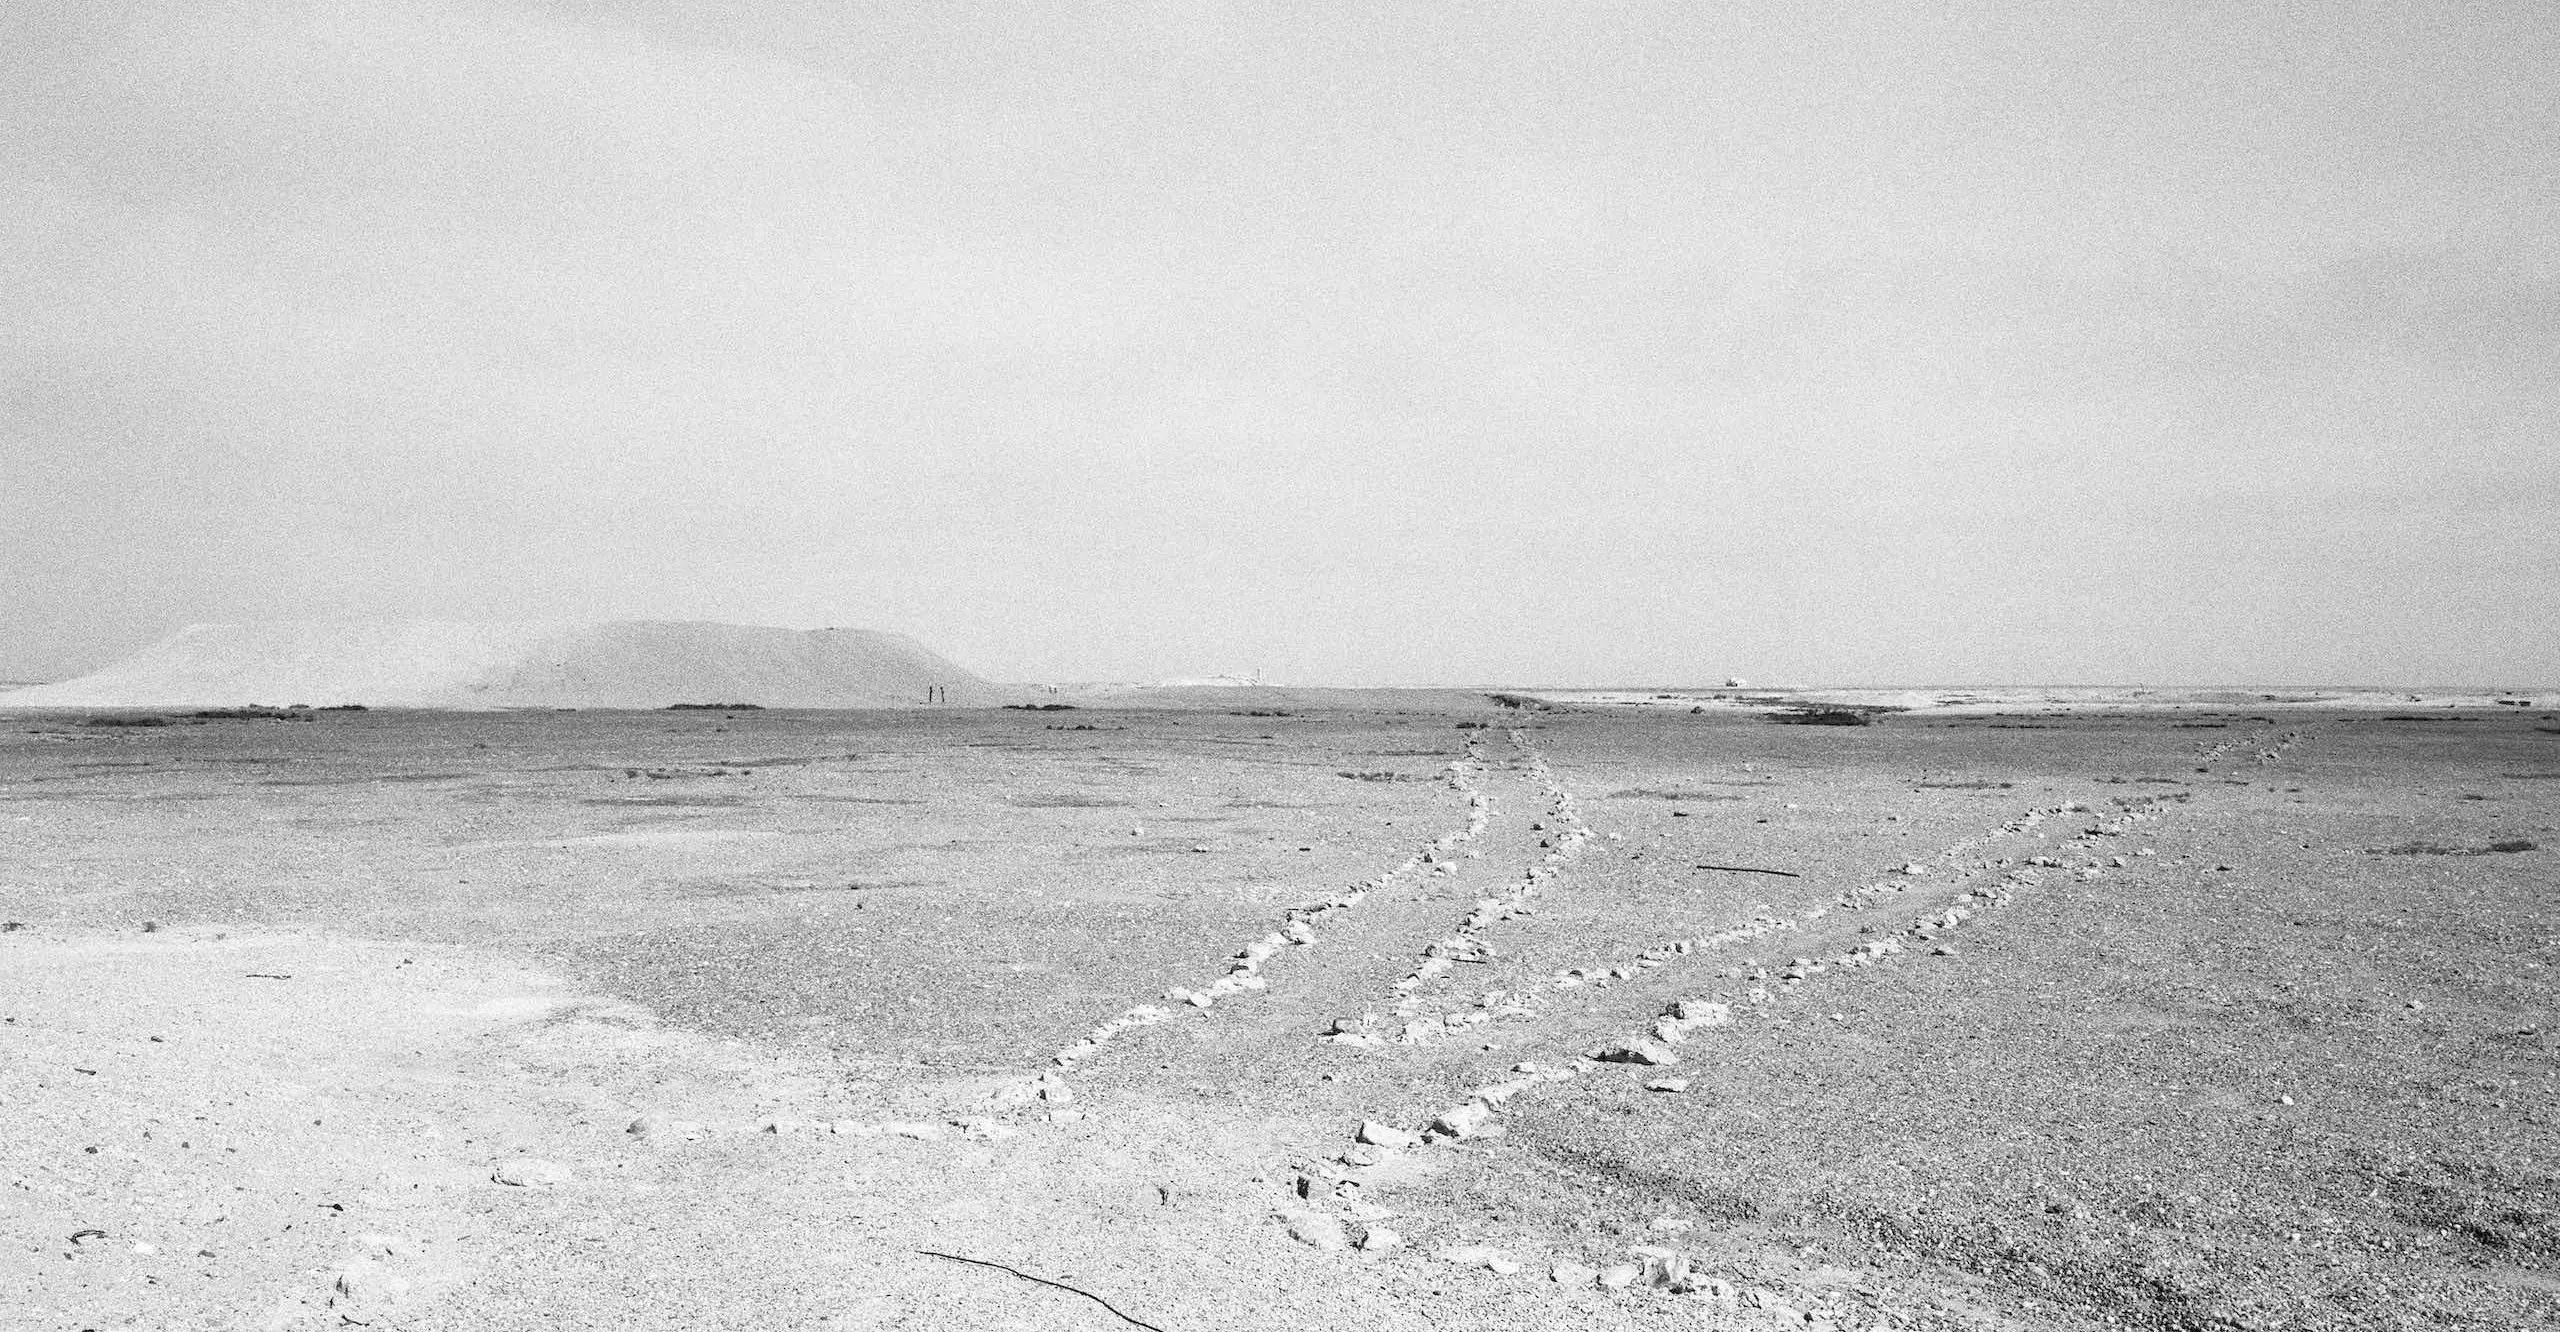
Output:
[[1, 622, 2553, 1331]]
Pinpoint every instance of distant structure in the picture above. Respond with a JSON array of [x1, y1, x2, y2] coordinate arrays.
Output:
[[1724, 677, 1747, 688]]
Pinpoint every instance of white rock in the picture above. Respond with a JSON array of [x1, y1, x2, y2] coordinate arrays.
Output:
[[490, 1159, 571, 1188], [1429, 1101, 1493, 1139], [1282, 1210, 1349, 1251], [1551, 1261, 1599, 1286], [1355, 1225, 1403, 1252], [1356, 1121, 1419, 1149]]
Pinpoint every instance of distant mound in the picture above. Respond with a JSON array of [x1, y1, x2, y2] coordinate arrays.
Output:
[[0, 621, 1003, 710]]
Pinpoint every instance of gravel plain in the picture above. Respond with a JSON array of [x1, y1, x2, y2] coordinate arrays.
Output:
[[3, 700, 2553, 1330]]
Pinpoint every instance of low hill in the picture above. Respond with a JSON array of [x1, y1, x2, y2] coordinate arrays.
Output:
[[0, 620, 1004, 710]]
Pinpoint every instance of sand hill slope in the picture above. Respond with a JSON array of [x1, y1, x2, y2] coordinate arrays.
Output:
[[0, 620, 1004, 710]]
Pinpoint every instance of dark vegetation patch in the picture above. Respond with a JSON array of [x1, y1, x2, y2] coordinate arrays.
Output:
[[1004, 703, 1078, 711], [1610, 787, 1745, 801], [1045, 723, 1107, 731], [619, 767, 751, 780], [1009, 792, 1133, 807], [2170, 722, 2229, 729], [1230, 709, 1294, 717], [259, 772, 472, 786], [1455, 721, 1489, 729], [2365, 840, 2537, 857], [1985, 723, 2058, 729], [1771, 707, 1878, 726], [786, 795, 923, 805], [1487, 693, 1544, 709], [665, 702, 763, 710], [1338, 770, 1429, 783], [1915, 780, 2013, 790], [581, 794, 750, 808], [2094, 776, 2186, 785], [2499, 771, 2560, 780], [191, 706, 313, 720], [79, 716, 170, 728]]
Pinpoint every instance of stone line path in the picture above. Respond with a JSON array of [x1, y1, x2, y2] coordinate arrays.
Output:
[[720, 719, 2316, 1319], [1267, 722, 2319, 1308]]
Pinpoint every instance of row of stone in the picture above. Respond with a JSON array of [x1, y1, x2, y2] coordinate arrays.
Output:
[[1373, 732, 1594, 1033], [1045, 740, 1496, 1093]]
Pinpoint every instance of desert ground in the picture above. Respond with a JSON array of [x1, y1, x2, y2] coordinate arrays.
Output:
[[3, 699, 2555, 1330]]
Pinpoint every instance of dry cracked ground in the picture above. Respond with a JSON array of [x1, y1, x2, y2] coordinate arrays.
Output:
[[2, 703, 2555, 1331]]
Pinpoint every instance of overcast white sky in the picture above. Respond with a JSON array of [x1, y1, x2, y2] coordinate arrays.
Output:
[[4, 1, 2554, 686]]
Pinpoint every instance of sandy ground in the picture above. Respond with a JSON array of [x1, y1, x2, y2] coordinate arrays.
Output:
[[3, 703, 2555, 1330]]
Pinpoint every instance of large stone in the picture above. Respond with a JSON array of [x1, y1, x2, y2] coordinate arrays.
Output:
[[1356, 1121, 1419, 1149], [1282, 1210, 1348, 1252], [1429, 1101, 1493, 1139], [1594, 1040, 1680, 1067]]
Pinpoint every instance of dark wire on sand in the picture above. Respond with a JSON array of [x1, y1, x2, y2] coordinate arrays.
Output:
[[916, 1250, 1173, 1332]]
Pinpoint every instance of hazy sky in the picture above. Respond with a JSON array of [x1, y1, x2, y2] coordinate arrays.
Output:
[[5, 1, 2554, 686]]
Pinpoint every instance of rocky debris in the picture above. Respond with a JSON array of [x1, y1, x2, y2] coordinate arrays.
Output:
[[1630, 1246, 1700, 1292], [952, 1118, 1020, 1141], [1591, 1039, 1680, 1066], [1595, 1263, 1641, 1290], [1654, 999, 1734, 1044], [1434, 1244, 1520, 1274], [1281, 1210, 1349, 1251], [1356, 1121, 1420, 1149], [1644, 1077, 1689, 1093], [1353, 1224, 1403, 1252], [1428, 1101, 1493, 1140], [489, 1158, 570, 1188], [1052, 1003, 1172, 1068], [329, 1255, 413, 1325]]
